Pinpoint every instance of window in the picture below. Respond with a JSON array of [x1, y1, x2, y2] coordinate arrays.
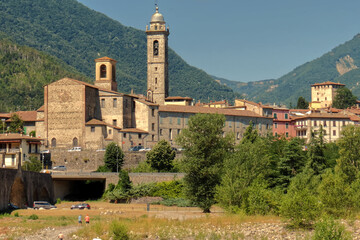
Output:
[[138, 134, 142, 139], [155, 67, 158, 71], [73, 138, 78, 147], [160, 129, 163, 136], [333, 130, 336, 136], [323, 121, 327, 127], [113, 98, 117, 108], [286, 123, 289, 129], [275, 132, 278, 137], [285, 113, 288, 119], [236, 121, 240, 128], [333, 121, 336, 127], [155, 78, 157, 84], [109, 129, 112, 134], [153, 40, 159, 56], [152, 135, 155, 141], [101, 99, 105, 108], [314, 120, 317, 126], [160, 116, 163, 124], [177, 129, 181, 135], [273, 113, 277, 119], [91, 127, 95, 132], [229, 121, 232, 128], [274, 123, 278, 129], [100, 64, 107, 78], [343, 121, 346, 126], [152, 123, 155, 131], [152, 109, 155, 117], [169, 129, 172, 140], [51, 138, 56, 147], [177, 118, 181, 125], [286, 132, 289, 138], [123, 133, 127, 138]]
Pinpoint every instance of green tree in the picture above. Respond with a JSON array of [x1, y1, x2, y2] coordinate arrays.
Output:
[[22, 156, 42, 172], [215, 138, 271, 212], [177, 113, 234, 213], [146, 140, 176, 172], [306, 126, 327, 175], [296, 96, 309, 109], [9, 113, 23, 133], [241, 121, 258, 144], [332, 87, 357, 109], [336, 125, 360, 183], [104, 142, 124, 172], [277, 138, 306, 189]]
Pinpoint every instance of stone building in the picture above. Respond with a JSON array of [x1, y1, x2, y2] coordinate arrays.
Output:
[[310, 81, 345, 109]]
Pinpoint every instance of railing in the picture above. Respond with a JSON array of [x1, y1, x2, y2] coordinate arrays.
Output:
[[8, 149, 20, 153]]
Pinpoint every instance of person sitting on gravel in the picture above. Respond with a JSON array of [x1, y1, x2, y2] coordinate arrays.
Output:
[[58, 232, 64, 240]]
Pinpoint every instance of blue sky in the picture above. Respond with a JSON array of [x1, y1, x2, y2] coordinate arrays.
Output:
[[77, 0, 360, 82]]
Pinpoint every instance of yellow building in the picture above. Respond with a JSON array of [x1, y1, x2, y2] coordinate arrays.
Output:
[[310, 81, 345, 109]]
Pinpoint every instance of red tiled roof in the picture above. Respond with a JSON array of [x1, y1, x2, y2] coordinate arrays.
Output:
[[37, 105, 44, 112], [311, 81, 345, 87], [295, 113, 350, 120], [350, 115, 360, 122], [86, 119, 108, 126], [119, 128, 148, 134], [94, 56, 117, 62], [165, 96, 193, 101], [5, 111, 38, 122], [0, 133, 43, 141], [0, 113, 11, 118], [159, 105, 270, 118]]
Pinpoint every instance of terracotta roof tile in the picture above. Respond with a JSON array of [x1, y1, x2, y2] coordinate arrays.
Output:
[[311, 81, 345, 87], [95, 56, 117, 62], [295, 113, 350, 120], [119, 128, 148, 134], [86, 119, 108, 126], [5, 111, 38, 122], [165, 96, 193, 101], [0, 133, 43, 141], [37, 105, 44, 112], [159, 105, 270, 118]]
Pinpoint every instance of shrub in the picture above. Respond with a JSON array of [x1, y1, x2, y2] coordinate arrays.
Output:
[[130, 161, 156, 173], [14, 212, 19, 217], [28, 214, 39, 220], [152, 180, 184, 199], [110, 220, 129, 240], [312, 217, 352, 240], [56, 198, 62, 204], [155, 198, 196, 207]]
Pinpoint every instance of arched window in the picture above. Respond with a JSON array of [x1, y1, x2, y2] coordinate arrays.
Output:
[[153, 40, 159, 56], [51, 138, 56, 148], [100, 64, 107, 78], [73, 138, 78, 147]]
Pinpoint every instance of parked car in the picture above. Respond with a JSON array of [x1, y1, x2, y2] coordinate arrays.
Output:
[[68, 147, 82, 152], [129, 145, 144, 151], [96, 148, 105, 152], [139, 147, 151, 152], [52, 166, 67, 171], [8, 203, 20, 210], [33, 201, 56, 210], [71, 203, 91, 210]]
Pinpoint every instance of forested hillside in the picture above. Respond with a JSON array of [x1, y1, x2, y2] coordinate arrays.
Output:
[[217, 34, 360, 106], [0, 37, 90, 112], [0, 0, 238, 107]]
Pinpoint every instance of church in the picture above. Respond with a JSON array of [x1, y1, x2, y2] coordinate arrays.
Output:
[[34, 6, 272, 151]]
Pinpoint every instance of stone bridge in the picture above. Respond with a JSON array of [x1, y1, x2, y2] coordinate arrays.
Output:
[[0, 168, 54, 211]]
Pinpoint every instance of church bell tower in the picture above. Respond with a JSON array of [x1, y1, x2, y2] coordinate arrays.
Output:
[[146, 6, 169, 105], [94, 57, 117, 92]]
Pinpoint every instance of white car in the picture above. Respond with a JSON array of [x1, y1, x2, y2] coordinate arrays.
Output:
[[68, 147, 82, 152], [139, 147, 151, 152]]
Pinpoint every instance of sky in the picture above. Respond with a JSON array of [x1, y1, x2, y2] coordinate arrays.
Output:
[[77, 0, 360, 83]]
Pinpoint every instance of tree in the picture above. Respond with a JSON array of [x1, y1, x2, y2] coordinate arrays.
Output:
[[176, 113, 234, 213], [9, 113, 23, 133], [22, 156, 42, 172], [146, 140, 176, 172], [336, 125, 360, 183], [332, 87, 357, 109], [296, 96, 309, 109], [241, 121, 258, 144], [306, 126, 327, 175], [104, 142, 124, 172]]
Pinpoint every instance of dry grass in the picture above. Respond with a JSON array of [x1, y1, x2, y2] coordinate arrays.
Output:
[[0, 201, 284, 239]]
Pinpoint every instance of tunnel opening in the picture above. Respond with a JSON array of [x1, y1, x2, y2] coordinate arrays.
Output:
[[54, 179, 106, 201], [9, 177, 27, 208]]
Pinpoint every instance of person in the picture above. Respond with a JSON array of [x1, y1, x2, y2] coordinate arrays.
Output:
[[85, 214, 90, 224], [58, 233, 64, 240], [78, 215, 82, 225]]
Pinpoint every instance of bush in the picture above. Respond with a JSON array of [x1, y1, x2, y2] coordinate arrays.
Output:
[[130, 161, 156, 173], [56, 198, 62, 204], [28, 214, 39, 220], [110, 220, 129, 240], [14, 212, 19, 217], [155, 198, 196, 207], [312, 217, 351, 240], [280, 188, 321, 228], [152, 180, 184, 199]]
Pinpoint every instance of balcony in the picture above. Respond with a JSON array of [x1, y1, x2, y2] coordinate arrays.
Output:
[[295, 125, 308, 130], [0, 148, 20, 153]]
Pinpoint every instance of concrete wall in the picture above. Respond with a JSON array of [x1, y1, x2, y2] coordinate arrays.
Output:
[[0, 168, 54, 211]]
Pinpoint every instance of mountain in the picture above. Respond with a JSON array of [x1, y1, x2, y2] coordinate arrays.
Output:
[[216, 34, 360, 106], [0, 0, 239, 107], [0, 37, 90, 112]]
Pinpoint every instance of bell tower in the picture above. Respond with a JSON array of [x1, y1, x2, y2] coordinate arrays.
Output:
[[146, 6, 169, 105], [94, 57, 117, 92]]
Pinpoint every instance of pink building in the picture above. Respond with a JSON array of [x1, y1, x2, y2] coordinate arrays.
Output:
[[272, 108, 296, 138]]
